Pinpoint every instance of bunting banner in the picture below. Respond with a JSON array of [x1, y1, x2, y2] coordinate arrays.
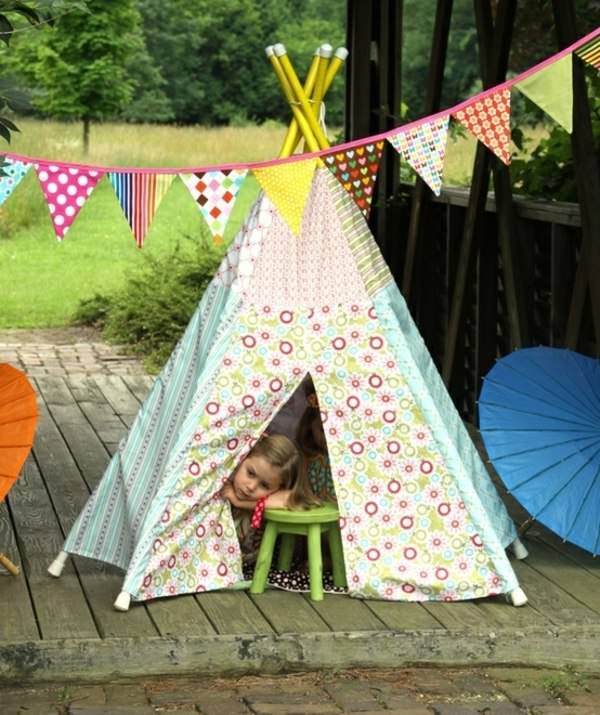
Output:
[[515, 54, 573, 133], [182, 169, 247, 245], [3, 27, 599, 245], [388, 116, 450, 195], [453, 89, 512, 165], [0, 157, 30, 206], [36, 162, 104, 240], [323, 140, 385, 217], [253, 158, 316, 235], [575, 35, 600, 69], [109, 172, 174, 248]]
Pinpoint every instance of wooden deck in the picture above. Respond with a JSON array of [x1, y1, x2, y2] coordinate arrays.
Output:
[[1, 374, 600, 684]]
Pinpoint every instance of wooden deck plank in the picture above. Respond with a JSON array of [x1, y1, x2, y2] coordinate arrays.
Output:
[[421, 602, 494, 630], [37, 377, 111, 492], [365, 601, 444, 630], [0, 498, 39, 641], [121, 374, 154, 404], [38, 376, 199, 639], [503, 558, 595, 627], [197, 592, 274, 635], [93, 375, 140, 426], [524, 540, 600, 617], [537, 531, 600, 581], [8, 456, 98, 640], [301, 593, 387, 632], [32, 388, 157, 639], [146, 596, 217, 637], [250, 591, 330, 634], [69, 379, 127, 451]]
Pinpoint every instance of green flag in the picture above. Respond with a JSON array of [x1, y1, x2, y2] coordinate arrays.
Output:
[[515, 54, 573, 133]]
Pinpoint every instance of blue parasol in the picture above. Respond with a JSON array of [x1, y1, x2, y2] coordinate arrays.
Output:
[[479, 346, 600, 555]]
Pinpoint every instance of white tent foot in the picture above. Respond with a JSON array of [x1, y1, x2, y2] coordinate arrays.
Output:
[[47, 550, 68, 578], [508, 586, 528, 607], [510, 537, 529, 560], [114, 591, 131, 612]]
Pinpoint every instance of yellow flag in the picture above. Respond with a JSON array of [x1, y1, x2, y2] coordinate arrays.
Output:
[[253, 158, 316, 235]]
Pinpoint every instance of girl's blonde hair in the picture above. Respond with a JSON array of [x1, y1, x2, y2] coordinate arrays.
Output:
[[251, 433, 320, 509], [296, 377, 325, 459]]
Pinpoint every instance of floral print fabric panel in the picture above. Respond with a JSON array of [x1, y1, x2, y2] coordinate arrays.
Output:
[[135, 303, 510, 602]]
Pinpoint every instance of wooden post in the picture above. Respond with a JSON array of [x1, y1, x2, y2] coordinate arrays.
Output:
[[441, 0, 516, 387], [551, 0, 600, 351], [402, 0, 454, 306], [346, 1, 402, 265]]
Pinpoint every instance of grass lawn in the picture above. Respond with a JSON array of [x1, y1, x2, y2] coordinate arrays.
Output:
[[0, 119, 546, 329]]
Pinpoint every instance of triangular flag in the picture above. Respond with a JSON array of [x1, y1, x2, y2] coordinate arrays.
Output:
[[323, 141, 384, 217], [109, 172, 174, 248], [182, 169, 247, 245], [515, 55, 573, 133], [35, 162, 104, 240], [388, 116, 449, 195], [253, 158, 316, 235], [453, 89, 512, 165], [576, 35, 600, 70], [0, 158, 30, 206]]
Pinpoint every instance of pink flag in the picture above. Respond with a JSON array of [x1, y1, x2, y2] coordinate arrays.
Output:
[[36, 163, 103, 240]]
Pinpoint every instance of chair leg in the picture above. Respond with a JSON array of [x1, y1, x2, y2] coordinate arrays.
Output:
[[277, 533, 295, 570], [0, 552, 19, 576], [250, 522, 278, 594], [327, 526, 347, 588], [307, 524, 324, 601]]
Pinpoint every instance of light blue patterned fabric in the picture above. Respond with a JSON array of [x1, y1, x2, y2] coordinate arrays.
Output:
[[0, 158, 29, 205]]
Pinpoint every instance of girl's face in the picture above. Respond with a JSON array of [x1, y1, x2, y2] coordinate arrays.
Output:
[[232, 454, 284, 502]]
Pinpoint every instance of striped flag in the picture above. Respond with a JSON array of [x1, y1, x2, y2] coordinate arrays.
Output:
[[576, 35, 600, 69], [109, 172, 174, 247]]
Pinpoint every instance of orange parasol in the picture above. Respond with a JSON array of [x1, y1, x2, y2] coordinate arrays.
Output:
[[0, 363, 38, 576]]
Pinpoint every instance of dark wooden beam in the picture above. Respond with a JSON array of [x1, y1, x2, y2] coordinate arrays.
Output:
[[402, 0, 454, 304], [345, 0, 374, 141], [442, 0, 517, 386], [551, 0, 600, 351]]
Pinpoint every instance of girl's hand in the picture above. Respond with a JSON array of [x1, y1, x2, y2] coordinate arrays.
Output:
[[221, 482, 258, 510]]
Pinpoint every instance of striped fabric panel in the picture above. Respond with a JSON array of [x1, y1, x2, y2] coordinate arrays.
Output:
[[63, 278, 239, 569], [109, 172, 173, 247], [576, 36, 600, 68], [325, 170, 393, 296]]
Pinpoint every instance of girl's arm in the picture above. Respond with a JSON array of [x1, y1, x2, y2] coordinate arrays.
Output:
[[265, 489, 292, 509]]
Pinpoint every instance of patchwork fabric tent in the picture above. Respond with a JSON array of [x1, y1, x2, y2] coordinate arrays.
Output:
[[49, 164, 526, 608]]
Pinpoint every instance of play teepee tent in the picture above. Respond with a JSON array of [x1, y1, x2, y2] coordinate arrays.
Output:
[[49, 44, 527, 611]]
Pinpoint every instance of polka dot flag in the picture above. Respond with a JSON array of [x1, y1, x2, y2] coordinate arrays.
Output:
[[0, 158, 30, 206], [253, 158, 316, 235], [452, 89, 512, 165], [35, 162, 104, 240]]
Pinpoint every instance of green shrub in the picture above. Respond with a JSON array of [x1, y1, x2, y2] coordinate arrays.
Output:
[[73, 237, 223, 372]]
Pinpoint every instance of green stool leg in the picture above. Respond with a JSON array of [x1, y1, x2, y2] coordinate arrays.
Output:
[[307, 523, 324, 601], [250, 522, 278, 594], [327, 525, 347, 588], [277, 533, 295, 571]]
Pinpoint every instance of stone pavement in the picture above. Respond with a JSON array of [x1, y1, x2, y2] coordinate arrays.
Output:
[[1, 666, 599, 715], [0, 327, 145, 376]]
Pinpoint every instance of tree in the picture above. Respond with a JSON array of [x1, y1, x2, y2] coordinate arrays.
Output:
[[11, 0, 144, 152]]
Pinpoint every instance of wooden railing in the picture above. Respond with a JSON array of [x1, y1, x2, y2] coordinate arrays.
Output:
[[380, 184, 586, 421]]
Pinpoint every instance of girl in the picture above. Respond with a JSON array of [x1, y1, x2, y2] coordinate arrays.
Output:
[[221, 433, 319, 562], [296, 379, 337, 502]]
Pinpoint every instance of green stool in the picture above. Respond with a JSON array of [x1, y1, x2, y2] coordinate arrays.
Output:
[[249, 503, 347, 601]]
